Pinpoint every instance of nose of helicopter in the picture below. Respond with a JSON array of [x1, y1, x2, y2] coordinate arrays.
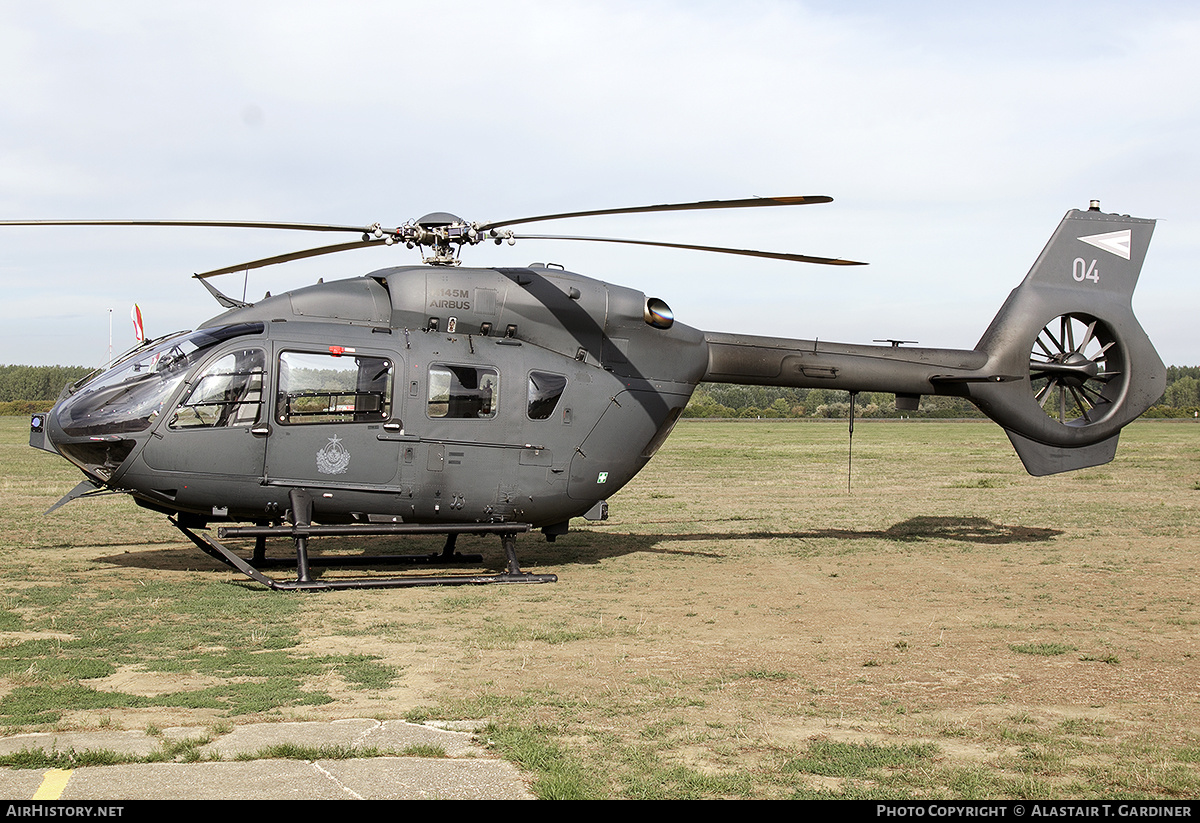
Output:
[[32, 373, 155, 484], [29, 322, 269, 484]]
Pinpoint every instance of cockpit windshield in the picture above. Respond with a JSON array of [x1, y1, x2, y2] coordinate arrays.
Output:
[[56, 323, 265, 438]]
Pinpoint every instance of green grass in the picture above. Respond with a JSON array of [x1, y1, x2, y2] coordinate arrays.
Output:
[[238, 743, 394, 761], [484, 724, 607, 800], [1009, 642, 1078, 656], [783, 739, 941, 778], [734, 669, 793, 681], [338, 655, 400, 690], [0, 739, 443, 769], [0, 747, 131, 769]]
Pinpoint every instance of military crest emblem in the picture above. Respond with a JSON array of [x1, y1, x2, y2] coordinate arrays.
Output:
[[316, 435, 351, 475]]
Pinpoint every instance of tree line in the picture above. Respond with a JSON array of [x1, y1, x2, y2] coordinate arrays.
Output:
[[1153, 366, 1200, 416], [684, 385, 984, 419], [0, 365, 94, 413], [688, 366, 1200, 419]]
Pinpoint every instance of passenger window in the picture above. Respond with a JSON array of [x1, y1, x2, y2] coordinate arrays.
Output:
[[428, 364, 498, 419], [527, 371, 567, 420], [277, 351, 393, 425], [170, 349, 265, 429]]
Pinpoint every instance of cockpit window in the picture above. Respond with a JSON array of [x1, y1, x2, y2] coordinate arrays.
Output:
[[277, 351, 394, 425], [527, 371, 567, 420], [169, 349, 265, 429], [56, 324, 265, 438], [428, 364, 498, 419]]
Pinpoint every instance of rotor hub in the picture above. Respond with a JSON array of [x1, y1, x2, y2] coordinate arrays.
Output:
[[415, 212, 465, 229], [1040, 350, 1102, 390]]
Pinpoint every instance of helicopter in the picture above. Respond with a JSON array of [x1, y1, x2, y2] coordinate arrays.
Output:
[[12, 196, 1165, 590]]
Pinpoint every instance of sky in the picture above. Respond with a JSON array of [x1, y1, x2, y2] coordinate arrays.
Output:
[[1, 1, 1197, 367]]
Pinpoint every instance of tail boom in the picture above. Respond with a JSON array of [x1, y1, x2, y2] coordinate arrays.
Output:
[[703, 334, 995, 397]]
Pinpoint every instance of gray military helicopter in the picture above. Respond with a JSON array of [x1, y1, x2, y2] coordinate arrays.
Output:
[[14, 196, 1165, 590]]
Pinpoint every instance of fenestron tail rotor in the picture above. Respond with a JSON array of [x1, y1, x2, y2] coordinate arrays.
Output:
[[1028, 313, 1125, 426]]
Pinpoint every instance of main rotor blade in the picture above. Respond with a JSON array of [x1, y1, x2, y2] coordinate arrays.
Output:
[[509, 234, 866, 266], [193, 239, 385, 279], [0, 218, 374, 234], [477, 195, 834, 232]]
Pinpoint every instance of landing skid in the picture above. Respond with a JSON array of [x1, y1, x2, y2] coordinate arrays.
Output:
[[171, 518, 557, 591], [242, 529, 485, 569]]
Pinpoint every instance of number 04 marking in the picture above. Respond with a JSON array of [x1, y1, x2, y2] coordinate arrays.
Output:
[[1073, 257, 1100, 283]]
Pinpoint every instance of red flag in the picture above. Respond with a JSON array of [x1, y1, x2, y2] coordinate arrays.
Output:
[[131, 304, 144, 343]]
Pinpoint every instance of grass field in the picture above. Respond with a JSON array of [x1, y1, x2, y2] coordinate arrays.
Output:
[[1, 415, 1198, 798]]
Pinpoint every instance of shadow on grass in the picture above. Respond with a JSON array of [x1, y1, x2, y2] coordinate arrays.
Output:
[[87, 516, 1061, 585]]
